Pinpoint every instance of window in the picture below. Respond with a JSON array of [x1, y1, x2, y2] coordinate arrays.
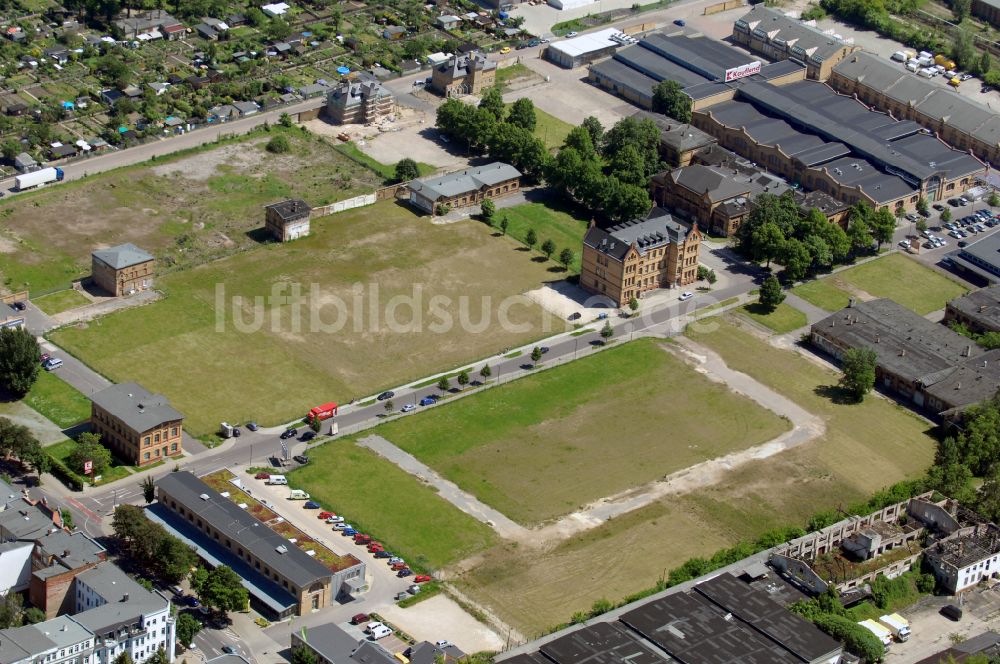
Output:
[[154, 433, 160, 443], [144, 452, 150, 460]]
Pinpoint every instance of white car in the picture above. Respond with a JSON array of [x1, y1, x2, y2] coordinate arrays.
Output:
[[565, 31, 577, 37], [333, 522, 351, 530], [401, 403, 416, 413], [679, 291, 694, 301], [326, 516, 345, 524], [388, 556, 404, 565]]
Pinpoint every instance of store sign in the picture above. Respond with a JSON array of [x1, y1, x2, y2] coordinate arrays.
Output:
[[725, 61, 762, 82]]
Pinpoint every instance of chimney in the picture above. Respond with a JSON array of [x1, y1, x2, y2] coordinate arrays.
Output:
[[980, 305, 987, 313], [900, 349, 906, 357], [965, 344, 972, 357], [875, 334, 880, 343], [137, 404, 144, 413], [121, 593, 129, 602], [848, 297, 856, 308]]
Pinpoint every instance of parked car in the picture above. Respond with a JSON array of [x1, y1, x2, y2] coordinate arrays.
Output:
[[39, 353, 50, 364], [300, 431, 315, 442], [351, 613, 369, 625], [395, 592, 409, 601], [388, 557, 404, 565], [407, 584, 421, 595], [377, 391, 395, 401], [293, 455, 309, 464], [343, 527, 357, 536], [962, 73, 974, 81], [303, 500, 321, 509], [959, 240, 968, 247], [401, 404, 416, 413], [375, 550, 392, 559], [318, 511, 334, 519], [414, 575, 432, 583], [397, 568, 413, 577], [186, 596, 200, 607], [539, 346, 549, 354], [246, 422, 259, 431], [565, 31, 578, 37], [333, 522, 351, 530], [528, 39, 539, 46], [673, 18, 686, 25], [10, 301, 25, 311], [254, 472, 270, 480], [280, 428, 298, 440], [419, 396, 437, 406], [43, 358, 63, 371], [221, 646, 236, 655], [391, 561, 408, 570], [933, 203, 945, 211], [942, 604, 963, 621], [499, 46, 511, 54], [679, 291, 694, 301], [326, 515, 345, 524]]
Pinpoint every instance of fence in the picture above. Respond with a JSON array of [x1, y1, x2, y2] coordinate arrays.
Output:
[[0, 290, 27, 305], [703, 0, 745, 15], [311, 192, 377, 217]]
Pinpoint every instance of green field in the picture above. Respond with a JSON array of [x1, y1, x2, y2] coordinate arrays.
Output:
[[827, 254, 968, 315], [23, 372, 91, 429], [495, 64, 540, 91], [497, 202, 590, 272], [332, 142, 436, 183], [0, 127, 380, 294], [289, 441, 498, 571], [371, 338, 790, 524], [793, 279, 853, 312], [738, 302, 807, 334], [50, 201, 560, 436], [32, 290, 90, 315], [458, 318, 937, 634], [532, 108, 574, 151]]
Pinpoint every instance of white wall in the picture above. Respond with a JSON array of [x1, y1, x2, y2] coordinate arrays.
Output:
[[0, 542, 35, 593]]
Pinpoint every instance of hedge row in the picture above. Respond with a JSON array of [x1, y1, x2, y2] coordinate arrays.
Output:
[[46, 453, 83, 492]]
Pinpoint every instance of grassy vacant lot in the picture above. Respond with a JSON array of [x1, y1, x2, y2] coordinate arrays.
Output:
[[51, 201, 560, 436], [374, 338, 789, 525], [289, 441, 498, 571], [738, 302, 807, 334], [456, 319, 936, 635], [497, 201, 590, 273], [793, 279, 853, 312], [827, 254, 967, 315], [46, 439, 132, 485], [496, 64, 541, 92], [0, 127, 379, 294], [532, 108, 574, 151], [24, 371, 91, 429], [32, 290, 90, 315], [332, 142, 436, 183]]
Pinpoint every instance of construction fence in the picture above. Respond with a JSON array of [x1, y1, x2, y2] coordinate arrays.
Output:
[[703, 0, 745, 15]]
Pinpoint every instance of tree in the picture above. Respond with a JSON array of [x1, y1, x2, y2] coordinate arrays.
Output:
[[706, 269, 717, 285], [979, 50, 993, 76], [953, 30, 977, 71], [839, 347, 877, 402], [69, 432, 112, 477], [600, 320, 614, 342], [499, 216, 509, 235], [916, 218, 928, 233], [279, 112, 293, 128], [780, 237, 812, 282], [916, 196, 929, 216], [146, 648, 169, 664], [541, 239, 556, 260], [953, 0, 971, 21], [525, 228, 538, 250], [558, 247, 574, 269], [154, 533, 198, 583], [530, 346, 542, 366], [0, 327, 40, 397], [478, 86, 505, 120], [112, 505, 149, 553], [22, 608, 44, 625], [457, 370, 470, 388], [990, 192, 1000, 208], [629, 297, 640, 315], [941, 208, 953, 223], [750, 222, 786, 267], [310, 416, 321, 433], [176, 613, 202, 647], [384, 399, 393, 413], [266, 134, 290, 154], [189, 565, 248, 613], [651, 79, 692, 122], [394, 157, 419, 182], [480, 364, 492, 378], [141, 475, 155, 504], [870, 207, 897, 249], [507, 97, 536, 131], [0, 592, 23, 629], [437, 377, 450, 392], [112, 653, 133, 664], [480, 198, 495, 221], [977, 464, 1000, 523], [847, 217, 874, 255], [758, 275, 785, 312], [291, 646, 318, 664], [581, 116, 604, 151], [813, 614, 884, 662]]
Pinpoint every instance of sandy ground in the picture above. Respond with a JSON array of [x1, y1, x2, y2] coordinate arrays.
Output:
[[0, 401, 69, 446], [378, 594, 506, 653], [359, 122, 467, 170]]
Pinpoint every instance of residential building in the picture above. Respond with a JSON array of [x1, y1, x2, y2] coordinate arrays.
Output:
[[830, 51, 1000, 168], [264, 199, 312, 242], [732, 5, 860, 80], [408, 162, 520, 214], [581, 208, 701, 307], [233, 101, 259, 116], [30, 529, 107, 618], [810, 299, 1000, 415], [945, 285, 1000, 333], [89, 382, 184, 467], [326, 80, 395, 125], [973, 0, 1000, 26], [925, 523, 1000, 593], [151, 472, 365, 618], [0, 616, 96, 664], [14, 153, 38, 173], [114, 10, 181, 39], [90, 243, 154, 297], [290, 624, 465, 664], [629, 111, 717, 167], [947, 227, 1000, 285], [546, 28, 624, 68], [72, 563, 175, 664], [436, 15, 460, 29], [429, 52, 496, 97]]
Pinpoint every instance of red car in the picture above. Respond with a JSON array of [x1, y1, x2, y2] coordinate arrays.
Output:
[[318, 511, 334, 520], [390, 562, 408, 571], [350, 613, 368, 625], [254, 472, 270, 480], [414, 575, 432, 583], [39, 353, 50, 364], [354, 534, 371, 545]]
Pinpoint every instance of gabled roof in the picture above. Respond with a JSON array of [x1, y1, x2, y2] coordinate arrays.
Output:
[[735, 5, 853, 63], [91, 242, 153, 269], [584, 208, 693, 261], [89, 382, 183, 433], [409, 162, 520, 200]]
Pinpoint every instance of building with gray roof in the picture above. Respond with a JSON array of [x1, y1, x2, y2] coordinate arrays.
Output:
[[429, 52, 496, 97], [732, 5, 860, 80], [947, 232, 1000, 285], [153, 472, 363, 619], [290, 623, 396, 664], [326, 80, 394, 125], [89, 382, 183, 468], [629, 111, 717, 167], [408, 162, 520, 214], [811, 298, 1000, 415], [946, 285, 1000, 333], [30, 530, 106, 619], [91, 243, 154, 297]]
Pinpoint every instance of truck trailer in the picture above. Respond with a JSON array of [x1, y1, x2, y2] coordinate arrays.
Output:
[[14, 167, 64, 191], [309, 402, 338, 422], [878, 613, 911, 642], [859, 619, 893, 649]]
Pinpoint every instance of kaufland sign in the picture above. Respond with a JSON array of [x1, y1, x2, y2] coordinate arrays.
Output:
[[725, 61, 762, 82]]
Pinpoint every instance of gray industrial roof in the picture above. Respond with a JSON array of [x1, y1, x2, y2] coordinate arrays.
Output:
[[735, 5, 852, 62], [0, 501, 60, 541], [409, 162, 521, 200], [406, 641, 466, 664], [89, 382, 183, 434], [0, 635, 30, 664], [34, 530, 105, 571], [922, 348, 1000, 409], [957, 231, 1000, 277], [28, 616, 92, 650], [613, 45, 709, 87], [590, 58, 657, 102], [294, 623, 396, 664], [584, 208, 693, 261], [91, 243, 154, 270], [155, 472, 338, 587], [630, 111, 716, 153], [641, 32, 751, 81], [948, 285, 1000, 332], [539, 622, 668, 664], [73, 563, 168, 635]]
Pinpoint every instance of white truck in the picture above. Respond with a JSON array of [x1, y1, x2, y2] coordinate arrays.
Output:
[[878, 613, 911, 642], [14, 167, 64, 191], [859, 619, 893, 649], [288, 489, 310, 500]]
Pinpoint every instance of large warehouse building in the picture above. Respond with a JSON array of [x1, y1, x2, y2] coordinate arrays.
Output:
[[546, 28, 625, 68]]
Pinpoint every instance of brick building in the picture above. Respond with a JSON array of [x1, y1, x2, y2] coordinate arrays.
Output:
[[89, 382, 184, 467], [264, 199, 311, 242], [944, 285, 1000, 334], [581, 208, 700, 307], [408, 162, 520, 214], [326, 80, 394, 125], [430, 52, 496, 97], [629, 111, 717, 168], [91, 244, 154, 297]]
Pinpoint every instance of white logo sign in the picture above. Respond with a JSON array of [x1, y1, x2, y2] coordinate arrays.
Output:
[[725, 61, 762, 82]]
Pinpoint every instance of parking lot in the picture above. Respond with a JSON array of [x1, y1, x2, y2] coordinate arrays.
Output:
[[898, 195, 1000, 269], [884, 585, 1000, 662]]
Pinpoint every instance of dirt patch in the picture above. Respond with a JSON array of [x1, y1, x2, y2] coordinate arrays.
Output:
[[150, 140, 265, 180], [377, 594, 505, 653], [0, 237, 16, 253]]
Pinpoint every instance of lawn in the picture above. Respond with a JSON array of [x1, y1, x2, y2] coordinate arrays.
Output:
[[495, 64, 540, 92], [0, 127, 380, 294], [456, 318, 936, 635], [738, 302, 808, 334], [496, 201, 590, 273], [23, 371, 91, 429], [827, 254, 968, 315], [532, 108, 574, 151], [372, 338, 790, 525], [46, 439, 132, 485], [50, 201, 561, 436], [289, 441, 498, 571], [32, 290, 90, 315], [793, 279, 853, 312], [332, 141, 436, 183]]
